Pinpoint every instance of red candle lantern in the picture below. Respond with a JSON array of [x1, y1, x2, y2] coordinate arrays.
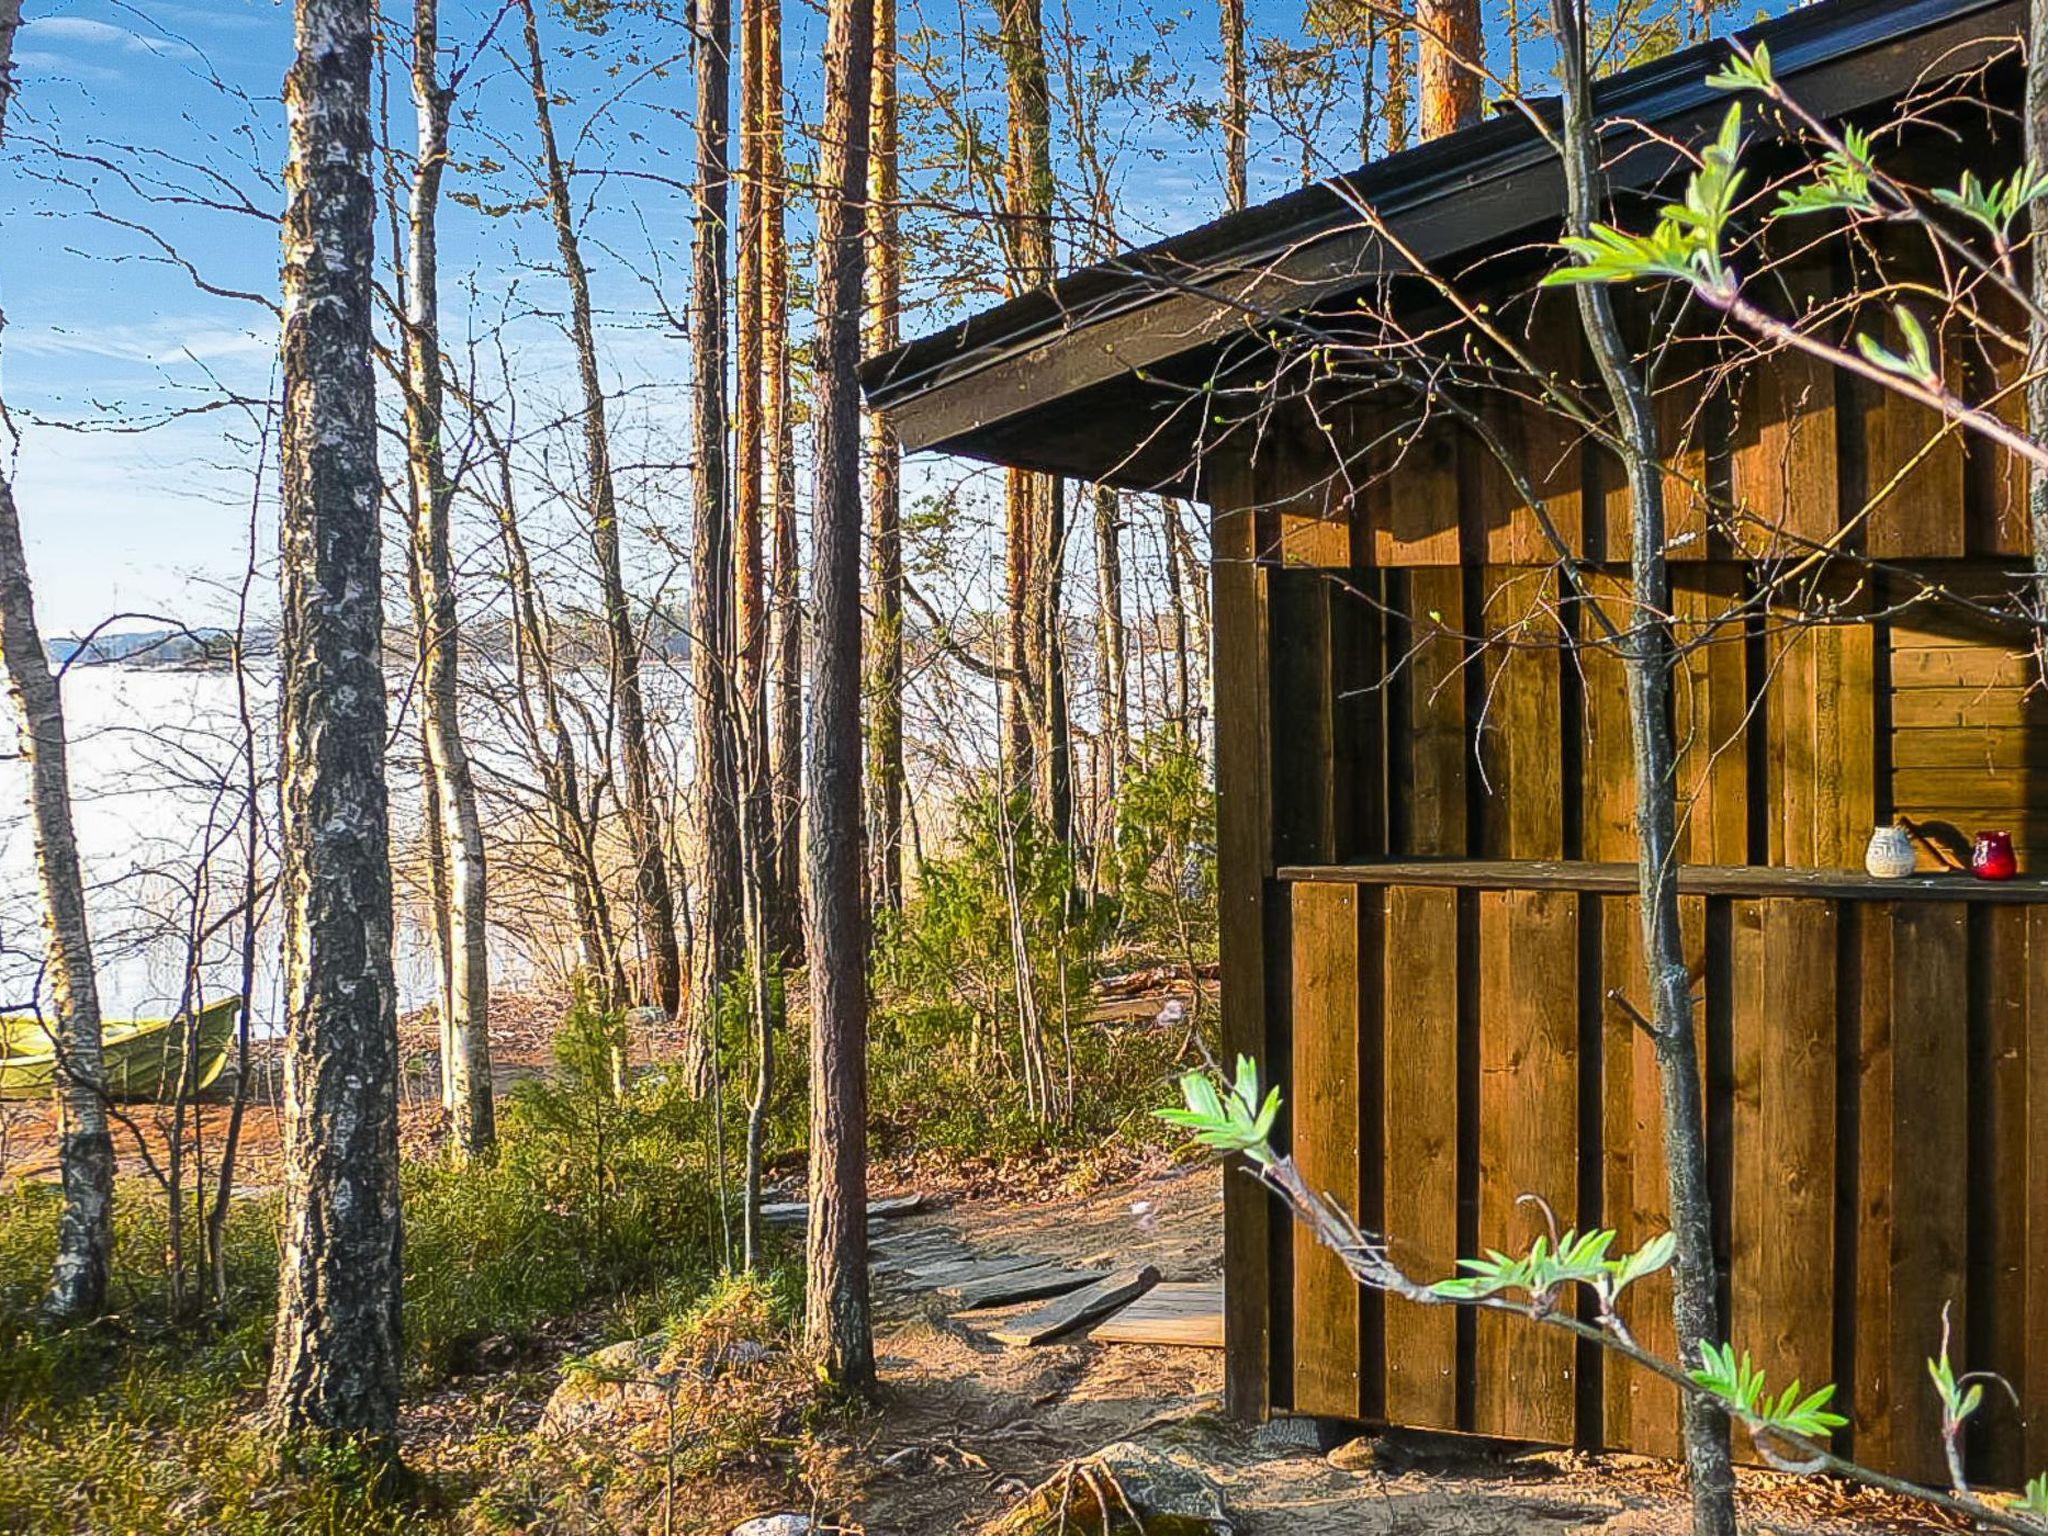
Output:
[[1972, 830, 2018, 881]]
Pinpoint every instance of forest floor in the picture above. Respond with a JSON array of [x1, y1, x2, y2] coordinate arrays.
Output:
[[815, 1158, 1961, 1536], [0, 989, 1973, 1534]]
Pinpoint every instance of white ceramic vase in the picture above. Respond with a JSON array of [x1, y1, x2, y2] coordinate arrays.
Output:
[[1864, 824, 1917, 879]]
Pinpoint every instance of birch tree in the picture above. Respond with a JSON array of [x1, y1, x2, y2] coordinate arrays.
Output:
[[997, 0, 1071, 841], [0, 493, 115, 1324], [401, 0, 493, 1159], [0, 0, 115, 1328], [518, 0, 683, 1017], [269, 0, 405, 1447], [806, 0, 876, 1390]]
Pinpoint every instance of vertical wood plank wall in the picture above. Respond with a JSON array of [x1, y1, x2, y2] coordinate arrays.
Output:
[[1268, 874, 2048, 1480], [1204, 336, 2048, 1485]]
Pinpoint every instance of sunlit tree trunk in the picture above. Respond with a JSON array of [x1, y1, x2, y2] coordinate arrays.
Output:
[[1218, 0, 1247, 211], [269, 0, 404, 1445], [1383, 0, 1412, 153], [0, 482, 114, 1324], [0, 0, 113, 1330], [2027, 0, 2048, 613], [737, 0, 770, 949], [806, 0, 876, 1391], [404, 0, 493, 1157], [1417, 0, 1481, 139], [763, 0, 802, 959], [1093, 485, 1128, 797], [520, 0, 683, 1018], [0, 0, 20, 131], [487, 432, 630, 1008], [996, 0, 1069, 839], [864, 0, 904, 913], [689, 0, 744, 1069]]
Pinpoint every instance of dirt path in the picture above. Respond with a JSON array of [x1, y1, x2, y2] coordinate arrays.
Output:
[[854, 1163, 1955, 1536]]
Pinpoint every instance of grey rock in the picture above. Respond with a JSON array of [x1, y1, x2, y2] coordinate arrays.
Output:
[[730, 1517, 813, 1536], [538, 1333, 668, 1437]]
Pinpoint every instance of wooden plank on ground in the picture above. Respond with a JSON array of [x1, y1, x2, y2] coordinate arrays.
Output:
[[1381, 883, 1461, 1431], [949, 1264, 1110, 1312], [1475, 887, 1580, 1444], [1729, 897, 1838, 1463], [1855, 902, 1969, 1484], [1601, 892, 1706, 1459], [1091, 1281, 1226, 1348], [987, 1266, 1162, 1347], [909, 1252, 1054, 1287], [760, 1192, 925, 1225], [1290, 880, 1364, 1419]]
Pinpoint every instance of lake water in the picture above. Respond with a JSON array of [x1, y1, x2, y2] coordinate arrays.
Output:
[[0, 663, 535, 1030]]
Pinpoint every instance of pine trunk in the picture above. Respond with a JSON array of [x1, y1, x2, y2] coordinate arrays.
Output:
[[405, 0, 493, 1157], [270, 0, 404, 1442], [2028, 0, 2048, 604], [1093, 484, 1128, 801], [763, 0, 802, 959], [1218, 0, 1247, 211], [997, 0, 1066, 837], [1417, 0, 1481, 139], [1383, 0, 1412, 153], [806, 0, 876, 1391], [864, 0, 904, 913], [521, 0, 683, 1018], [689, 0, 744, 1062]]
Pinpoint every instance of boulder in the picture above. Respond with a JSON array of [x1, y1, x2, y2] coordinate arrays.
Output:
[[537, 1334, 669, 1438], [981, 1441, 1232, 1535], [730, 1517, 813, 1536]]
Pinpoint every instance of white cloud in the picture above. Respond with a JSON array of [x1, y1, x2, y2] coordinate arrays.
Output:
[[17, 16, 200, 61], [11, 318, 276, 368], [13, 48, 124, 83]]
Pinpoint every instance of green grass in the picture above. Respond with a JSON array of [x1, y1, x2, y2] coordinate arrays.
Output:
[[0, 1066, 740, 1536]]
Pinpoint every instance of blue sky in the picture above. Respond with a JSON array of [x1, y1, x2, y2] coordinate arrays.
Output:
[[0, 0, 1734, 634]]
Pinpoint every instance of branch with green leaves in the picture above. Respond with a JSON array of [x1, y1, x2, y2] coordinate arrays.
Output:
[[1539, 42, 2048, 474], [1160, 1058, 2048, 1534]]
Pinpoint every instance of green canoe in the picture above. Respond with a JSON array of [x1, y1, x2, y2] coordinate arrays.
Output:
[[0, 996, 242, 1101]]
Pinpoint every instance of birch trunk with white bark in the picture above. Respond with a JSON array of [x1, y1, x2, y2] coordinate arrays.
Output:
[[269, 0, 405, 1444], [404, 0, 492, 1159]]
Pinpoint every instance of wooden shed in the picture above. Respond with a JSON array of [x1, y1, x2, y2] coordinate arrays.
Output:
[[862, 0, 2047, 1486]]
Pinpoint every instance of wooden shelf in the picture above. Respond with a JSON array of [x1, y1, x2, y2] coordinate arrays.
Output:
[[1275, 858, 2048, 904]]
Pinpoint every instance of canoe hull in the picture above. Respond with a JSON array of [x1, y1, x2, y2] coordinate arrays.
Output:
[[0, 998, 242, 1102]]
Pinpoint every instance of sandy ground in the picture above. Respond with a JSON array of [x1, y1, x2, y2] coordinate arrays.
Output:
[[850, 1161, 1960, 1536]]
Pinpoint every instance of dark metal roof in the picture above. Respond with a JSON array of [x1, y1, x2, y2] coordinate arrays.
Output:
[[860, 0, 2019, 487]]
